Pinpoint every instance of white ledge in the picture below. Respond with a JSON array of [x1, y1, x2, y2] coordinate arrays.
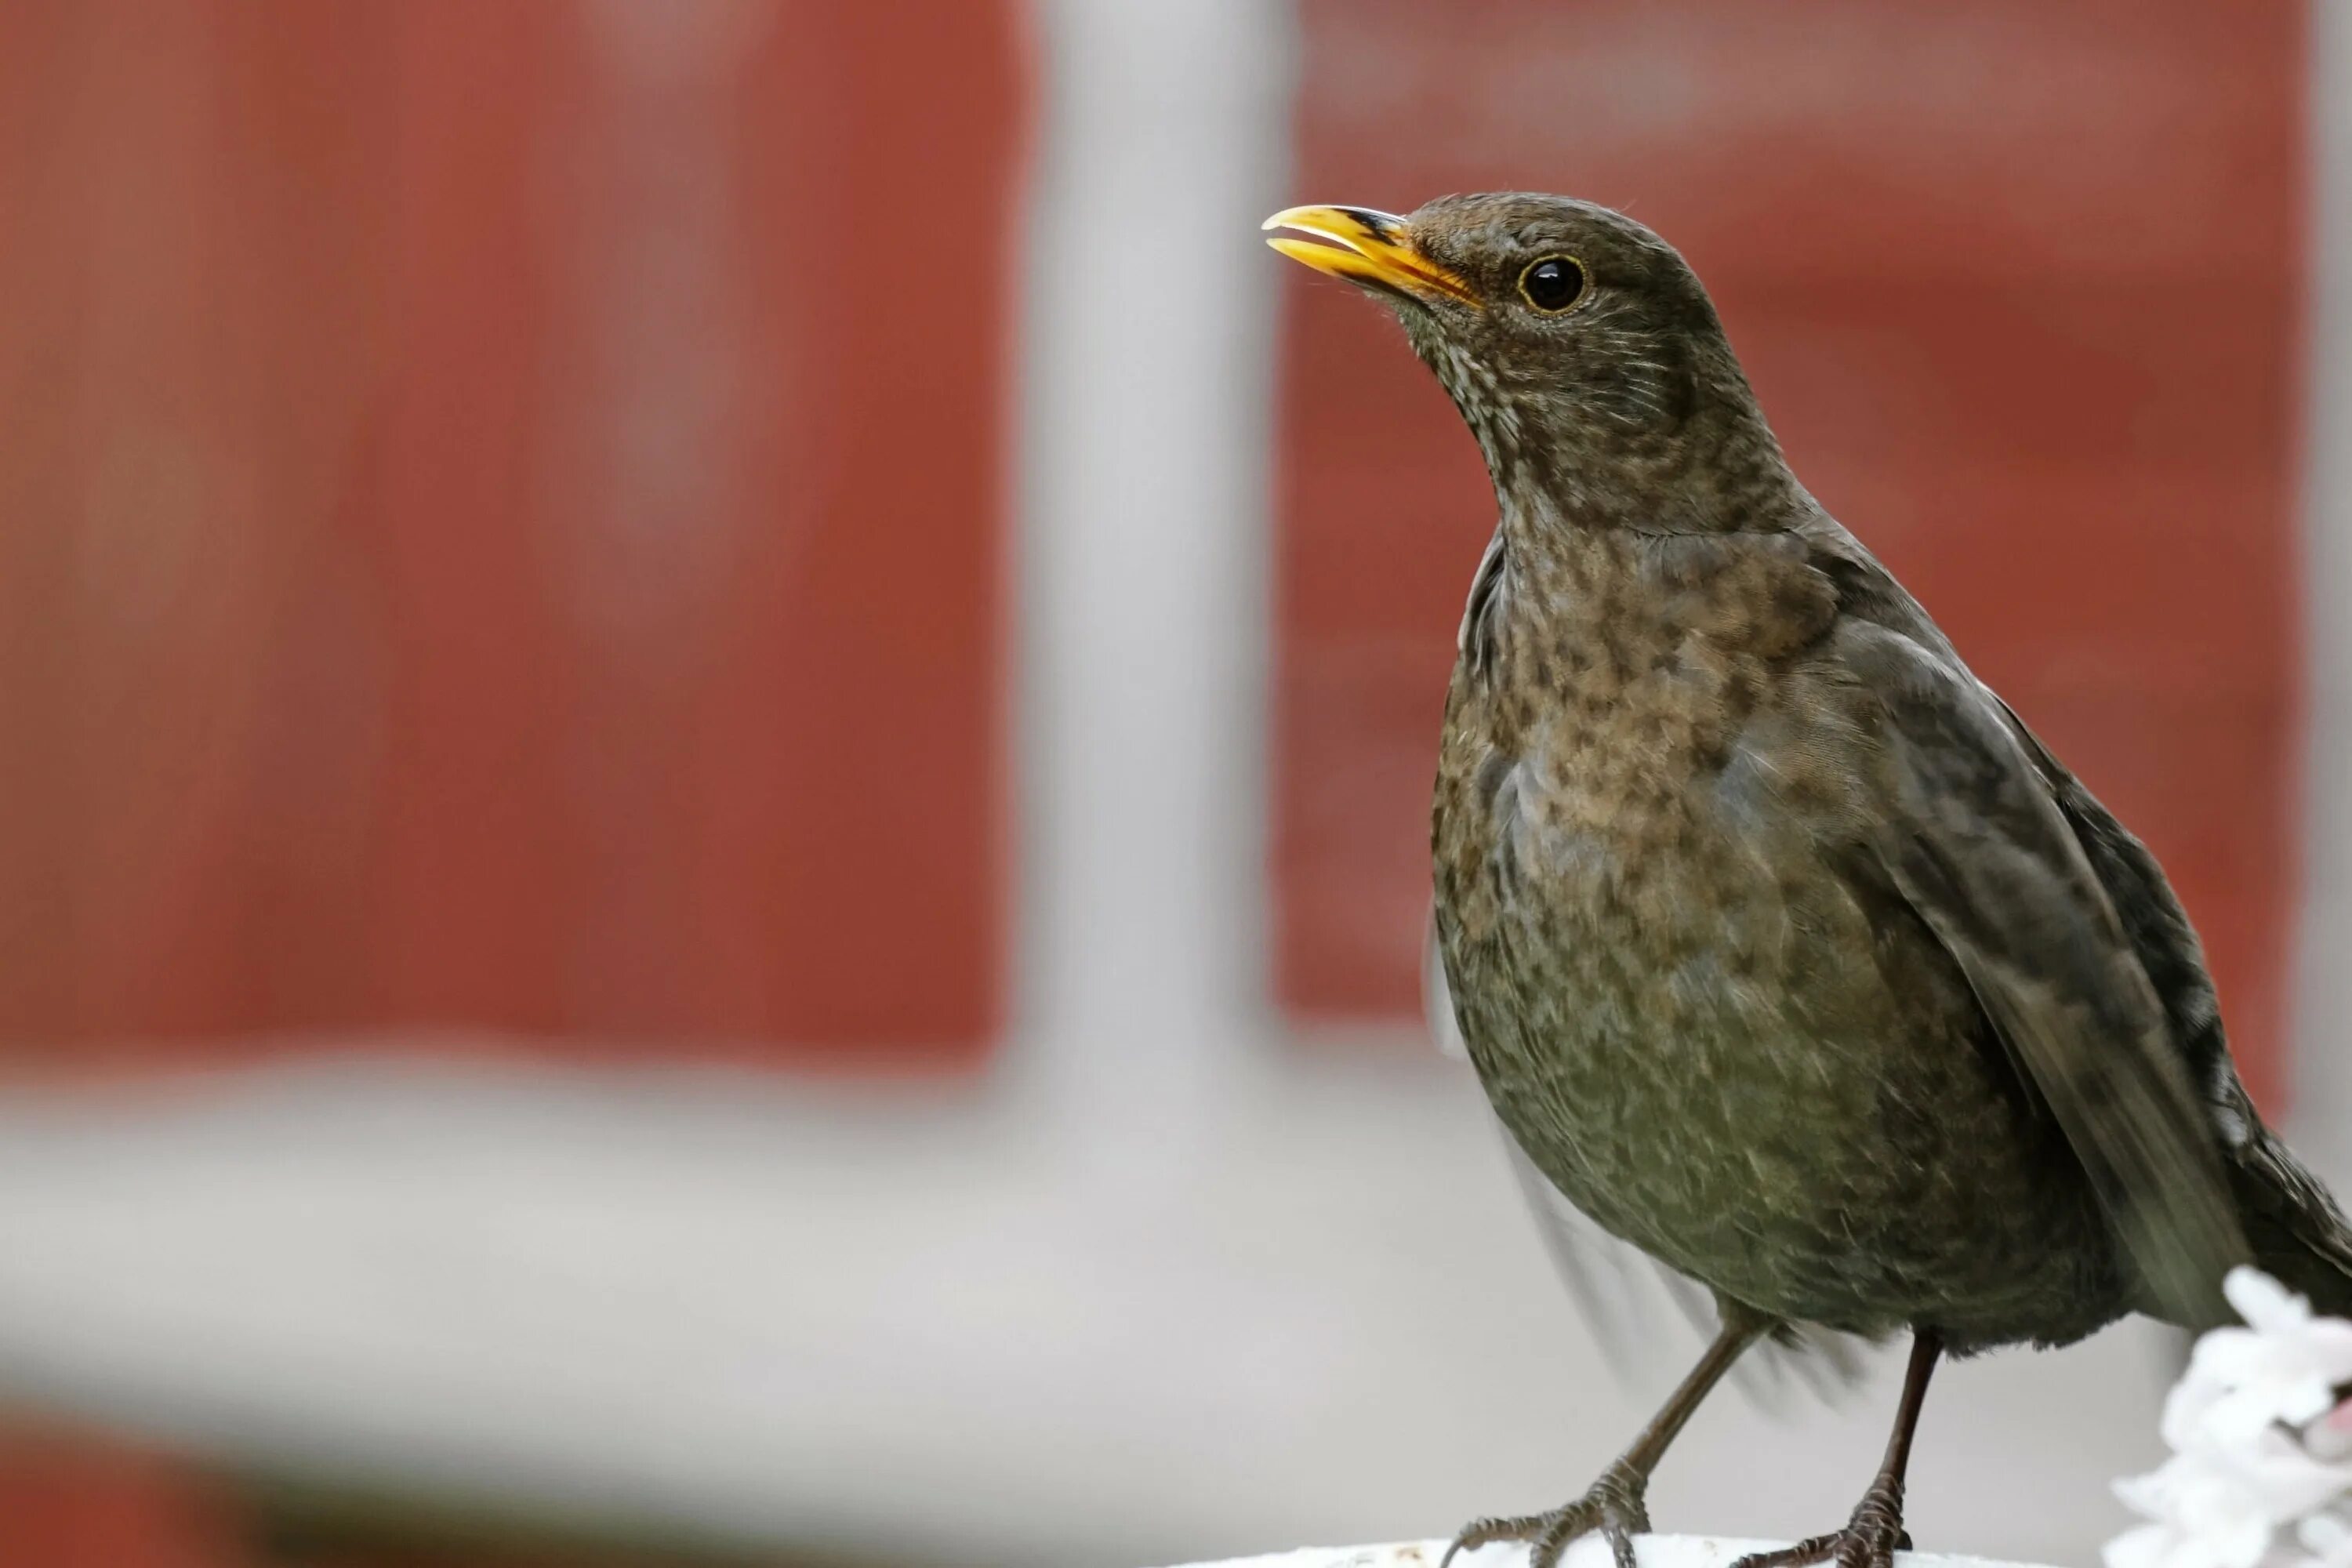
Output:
[[1175, 1537, 2042, 1568]]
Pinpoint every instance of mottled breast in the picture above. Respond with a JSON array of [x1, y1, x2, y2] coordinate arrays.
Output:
[[1431, 527, 2120, 1345]]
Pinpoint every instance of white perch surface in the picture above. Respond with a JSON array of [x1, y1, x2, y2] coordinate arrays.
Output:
[[1178, 1537, 2042, 1568]]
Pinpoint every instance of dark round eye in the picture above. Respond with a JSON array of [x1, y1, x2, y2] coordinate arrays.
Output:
[[1518, 256, 1588, 313]]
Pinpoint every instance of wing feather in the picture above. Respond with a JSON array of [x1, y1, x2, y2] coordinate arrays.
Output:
[[1846, 622, 2249, 1329]]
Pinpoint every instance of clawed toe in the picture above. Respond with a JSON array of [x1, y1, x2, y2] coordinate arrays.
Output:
[[1727, 1490, 1908, 1568], [1443, 1465, 1650, 1568]]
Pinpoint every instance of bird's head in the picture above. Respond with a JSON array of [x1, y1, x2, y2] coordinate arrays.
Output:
[[1264, 192, 1796, 532]]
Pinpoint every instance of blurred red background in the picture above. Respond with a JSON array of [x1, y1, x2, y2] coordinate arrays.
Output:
[[0, 1, 2304, 1091], [1272, 0, 2307, 1112], [0, 0, 1025, 1072]]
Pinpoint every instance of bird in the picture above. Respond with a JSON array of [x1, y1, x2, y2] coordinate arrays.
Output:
[[1262, 193, 2352, 1568]]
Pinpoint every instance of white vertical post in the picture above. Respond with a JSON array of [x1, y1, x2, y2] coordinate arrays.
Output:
[[2296, 0, 2352, 1174], [1011, 0, 1298, 1163]]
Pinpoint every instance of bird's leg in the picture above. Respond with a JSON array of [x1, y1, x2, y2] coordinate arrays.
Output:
[[1445, 1312, 1769, 1568], [1731, 1330, 1944, 1568]]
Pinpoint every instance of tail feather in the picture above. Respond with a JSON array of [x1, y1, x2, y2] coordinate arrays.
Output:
[[2231, 1127, 2352, 1321]]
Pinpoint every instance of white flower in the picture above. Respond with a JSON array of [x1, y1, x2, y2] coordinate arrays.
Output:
[[2111, 1269, 2352, 1568], [2309, 1403, 2352, 1465], [2233, 1428, 2352, 1520], [2107, 1454, 2276, 1568], [2110, 1433, 2352, 1568], [2170, 1271, 2352, 1450], [2298, 1512, 2352, 1568]]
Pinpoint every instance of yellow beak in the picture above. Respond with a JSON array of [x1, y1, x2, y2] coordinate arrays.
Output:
[[1261, 205, 1478, 308]]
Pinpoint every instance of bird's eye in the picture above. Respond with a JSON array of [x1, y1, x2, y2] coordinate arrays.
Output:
[[1518, 256, 1588, 314]]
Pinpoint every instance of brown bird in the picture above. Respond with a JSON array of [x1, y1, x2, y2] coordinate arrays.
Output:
[[1264, 193, 2352, 1568]]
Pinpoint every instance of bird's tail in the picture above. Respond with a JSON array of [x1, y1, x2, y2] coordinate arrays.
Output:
[[2230, 1130, 2352, 1322]]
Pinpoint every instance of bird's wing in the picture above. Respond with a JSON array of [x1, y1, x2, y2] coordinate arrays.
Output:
[[1844, 620, 2249, 1327], [1423, 918, 1864, 1398], [1993, 695, 2352, 1316], [1987, 697, 2238, 1126]]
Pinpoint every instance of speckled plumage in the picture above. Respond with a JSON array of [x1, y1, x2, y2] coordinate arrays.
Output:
[[1265, 192, 2352, 1568], [1434, 517, 2129, 1354]]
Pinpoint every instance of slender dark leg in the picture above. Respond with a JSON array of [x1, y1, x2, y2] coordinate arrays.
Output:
[[1445, 1312, 1770, 1568], [1730, 1330, 1944, 1568]]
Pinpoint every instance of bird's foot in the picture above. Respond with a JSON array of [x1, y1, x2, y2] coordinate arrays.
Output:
[[1727, 1479, 1911, 1568], [1442, 1461, 1650, 1568]]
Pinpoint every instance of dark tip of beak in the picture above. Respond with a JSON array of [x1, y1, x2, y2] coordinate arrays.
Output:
[[1332, 206, 1407, 242]]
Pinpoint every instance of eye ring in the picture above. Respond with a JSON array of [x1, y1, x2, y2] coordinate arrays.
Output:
[[1518, 255, 1589, 314]]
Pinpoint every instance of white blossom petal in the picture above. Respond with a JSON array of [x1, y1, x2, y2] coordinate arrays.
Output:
[[2207, 1509, 2275, 1568], [2299, 1509, 2352, 1563], [2105, 1522, 2183, 1568], [2234, 1428, 2352, 1519], [2307, 1403, 2352, 1464], [2112, 1272, 2352, 1568], [2302, 1322, 2352, 1383], [2227, 1267, 2313, 1334], [2105, 1522, 2176, 1568], [2280, 1380, 2346, 1432], [2197, 1327, 2283, 1385], [2200, 1385, 2315, 1448], [2168, 1374, 2234, 1452]]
